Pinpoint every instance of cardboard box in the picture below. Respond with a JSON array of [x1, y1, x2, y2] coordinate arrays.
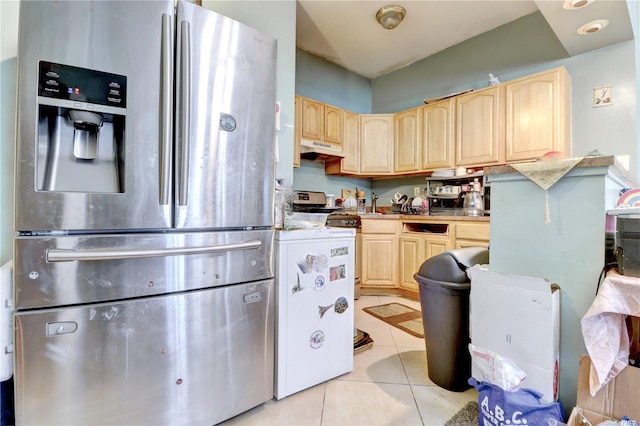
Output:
[[567, 356, 640, 425], [469, 266, 560, 403]]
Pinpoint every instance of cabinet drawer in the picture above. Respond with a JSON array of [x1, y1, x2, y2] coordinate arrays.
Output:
[[456, 223, 490, 241], [402, 222, 449, 236], [455, 240, 490, 249], [361, 219, 398, 234]]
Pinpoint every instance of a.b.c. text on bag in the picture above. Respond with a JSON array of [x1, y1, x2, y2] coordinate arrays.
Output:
[[469, 378, 566, 426]]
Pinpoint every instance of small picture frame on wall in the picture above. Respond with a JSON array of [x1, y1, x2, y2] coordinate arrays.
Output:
[[593, 85, 612, 107]]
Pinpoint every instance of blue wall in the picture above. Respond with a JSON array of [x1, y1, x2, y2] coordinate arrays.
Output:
[[295, 48, 372, 113], [373, 11, 638, 181], [372, 12, 569, 113], [293, 49, 374, 197]]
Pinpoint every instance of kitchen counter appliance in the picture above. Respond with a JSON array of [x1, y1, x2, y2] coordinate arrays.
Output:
[[13, 2, 276, 424], [292, 190, 342, 213], [426, 172, 490, 216], [615, 213, 640, 277]]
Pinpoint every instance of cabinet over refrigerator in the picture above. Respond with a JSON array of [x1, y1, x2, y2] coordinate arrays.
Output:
[[13, 1, 277, 425]]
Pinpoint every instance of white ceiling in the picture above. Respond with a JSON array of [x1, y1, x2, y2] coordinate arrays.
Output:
[[296, 0, 636, 79]]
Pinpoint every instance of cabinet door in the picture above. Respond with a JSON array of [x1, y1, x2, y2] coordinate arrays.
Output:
[[301, 97, 324, 140], [505, 67, 571, 162], [341, 111, 360, 173], [394, 108, 420, 173], [324, 105, 344, 146], [455, 86, 504, 166], [421, 99, 454, 170], [361, 234, 397, 287], [293, 96, 301, 167], [399, 236, 421, 291], [360, 114, 394, 174], [424, 238, 450, 259]]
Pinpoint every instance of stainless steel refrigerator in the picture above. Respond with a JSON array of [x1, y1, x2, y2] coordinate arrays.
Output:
[[13, 1, 277, 424]]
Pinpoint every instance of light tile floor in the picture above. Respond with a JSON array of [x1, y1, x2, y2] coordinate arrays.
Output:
[[221, 295, 478, 426]]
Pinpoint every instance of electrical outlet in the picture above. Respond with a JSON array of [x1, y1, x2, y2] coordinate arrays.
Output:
[[414, 187, 420, 196]]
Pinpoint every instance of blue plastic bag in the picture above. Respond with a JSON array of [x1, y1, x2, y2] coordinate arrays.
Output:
[[469, 377, 565, 426]]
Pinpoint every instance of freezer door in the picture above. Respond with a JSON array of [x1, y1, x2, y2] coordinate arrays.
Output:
[[174, 2, 277, 229], [14, 230, 274, 310], [14, 280, 275, 426], [15, 1, 176, 232]]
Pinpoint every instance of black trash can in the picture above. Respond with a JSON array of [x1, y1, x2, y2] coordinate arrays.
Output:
[[414, 247, 489, 392]]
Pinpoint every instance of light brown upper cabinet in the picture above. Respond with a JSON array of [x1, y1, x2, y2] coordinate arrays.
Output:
[[505, 67, 571, 162], [326, 110, 360, 174], [324, 104, 344, 145], [455, 85, 504, 167], [394, 107, 421, 173], [293, 96, 301, 167], [360, 114, 394, 174], [341, 111, 360, 173], [298, 95, 344, 149], [421, 98, 455, 170], [306, 66, 571, 176]]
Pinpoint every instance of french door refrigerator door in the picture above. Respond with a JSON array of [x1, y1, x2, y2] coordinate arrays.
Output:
[[174, 2, 277, 230], [14, 280, 275, 426], [16, 0, 175, 232], [16, 1, 277, 233]]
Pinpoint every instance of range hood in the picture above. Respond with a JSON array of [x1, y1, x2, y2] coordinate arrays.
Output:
[[299, 139, 345, 162]]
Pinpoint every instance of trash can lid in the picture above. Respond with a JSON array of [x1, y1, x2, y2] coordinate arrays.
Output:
[[416, 247, 489, 283]]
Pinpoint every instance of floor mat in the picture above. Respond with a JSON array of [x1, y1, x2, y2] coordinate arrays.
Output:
[[362, 302, 424, 338], [444, 401, 479, 426]]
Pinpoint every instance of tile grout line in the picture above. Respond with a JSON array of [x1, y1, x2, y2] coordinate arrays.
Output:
[[395, 329, 427, 426]]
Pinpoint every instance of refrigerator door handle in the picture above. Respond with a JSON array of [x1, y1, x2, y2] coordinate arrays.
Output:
[[177, 19, 191, 206], [159, 13, 174, 206], [46, 240, 262, 262]]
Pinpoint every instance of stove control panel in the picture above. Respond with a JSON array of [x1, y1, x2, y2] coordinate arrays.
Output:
[[326, 215, 361, 228]]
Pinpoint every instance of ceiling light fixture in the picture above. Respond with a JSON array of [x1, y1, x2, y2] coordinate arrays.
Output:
[[563, 0, 594, 10], [376, 5, 406, 30], [577, 19, 609, 35]]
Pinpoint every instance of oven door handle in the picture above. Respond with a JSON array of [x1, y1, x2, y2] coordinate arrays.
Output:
[[46, 240, 261, 262]]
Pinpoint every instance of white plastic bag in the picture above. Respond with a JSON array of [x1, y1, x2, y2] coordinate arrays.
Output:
[[469, 343, 527, 391]]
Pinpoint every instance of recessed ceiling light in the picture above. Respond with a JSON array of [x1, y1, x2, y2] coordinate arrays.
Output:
[[577, 19, 609, 35], [563, 0, 594, 10]]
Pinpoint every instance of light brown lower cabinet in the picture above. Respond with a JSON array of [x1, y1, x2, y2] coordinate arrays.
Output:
[[362, 218, 489, 294], [361, 234, 398, 288], [399, 236, 422, 291], [361, 218, 398, 288], [399, 222, 453, 292], [454, 222, 491, 249]]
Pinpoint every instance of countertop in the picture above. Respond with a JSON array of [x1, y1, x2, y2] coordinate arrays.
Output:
[[485, 155, 637, 187], [359, 213, 490, 222]]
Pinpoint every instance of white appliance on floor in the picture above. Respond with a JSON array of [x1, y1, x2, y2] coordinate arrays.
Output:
[[275, 228, 355, 399]]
